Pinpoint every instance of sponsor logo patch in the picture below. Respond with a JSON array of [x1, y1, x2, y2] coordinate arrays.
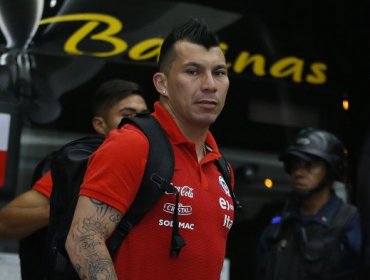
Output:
[[159, 219, 195, 230], [219, 197, 234, 211], [223, 214, 233, 229], [218, 175, 231, 197], [163, 203, 192, 215], [165, 185, 194, 198]]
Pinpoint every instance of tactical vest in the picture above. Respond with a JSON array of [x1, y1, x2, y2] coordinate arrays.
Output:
[[259, 201, 357, 280]]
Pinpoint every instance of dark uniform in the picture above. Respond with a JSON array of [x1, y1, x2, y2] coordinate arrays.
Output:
[[256, 128, 362, 280], [257, 194, 361, 280]]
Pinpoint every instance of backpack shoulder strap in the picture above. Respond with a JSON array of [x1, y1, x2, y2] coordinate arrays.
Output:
[[107, 114, 176, 256], [216, 155, 231, 187], [119, 114, 175, 223], [30, 151, 55, 186], [215, 154, 242, 211]]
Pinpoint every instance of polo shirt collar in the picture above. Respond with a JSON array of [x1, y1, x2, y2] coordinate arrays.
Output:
[[152, 101, 221, 155]]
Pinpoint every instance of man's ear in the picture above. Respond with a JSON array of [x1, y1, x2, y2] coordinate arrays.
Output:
[[92, 116, 106, 135], [153, 72, 168, 97]]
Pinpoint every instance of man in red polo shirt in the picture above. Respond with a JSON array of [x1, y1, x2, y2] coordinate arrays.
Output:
[[66, 18, 234, 280], [0, 79, 148, 279]]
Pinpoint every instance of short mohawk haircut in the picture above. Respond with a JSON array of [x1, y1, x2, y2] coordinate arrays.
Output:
[[158, 18, 220, 73]]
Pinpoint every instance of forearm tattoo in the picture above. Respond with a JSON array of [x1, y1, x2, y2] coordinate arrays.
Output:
[[70, 199, 122, 279], [86, 252, 116, 279]]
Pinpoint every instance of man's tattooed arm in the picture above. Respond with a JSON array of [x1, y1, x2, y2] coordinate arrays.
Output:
[[65, 196, 122, 280]]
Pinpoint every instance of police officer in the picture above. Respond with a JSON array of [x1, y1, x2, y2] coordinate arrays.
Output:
[[256, 128, 362, 280]]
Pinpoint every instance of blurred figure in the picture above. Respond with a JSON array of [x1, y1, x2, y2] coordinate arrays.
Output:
[[0, 79, 148, 280], [256, 128, 362, 280]]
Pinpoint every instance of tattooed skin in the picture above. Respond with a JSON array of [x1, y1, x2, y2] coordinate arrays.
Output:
[[86, 252, 116, 280], [91, 198, 122, 225], [77, 217, 106, 249], [68, 198, 122, 279]]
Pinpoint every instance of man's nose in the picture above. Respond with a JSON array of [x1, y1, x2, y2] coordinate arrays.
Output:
[[201, 71, 217, 92]]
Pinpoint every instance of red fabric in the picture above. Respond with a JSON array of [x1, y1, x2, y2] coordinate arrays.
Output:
[[0, 150, 6, 187], [80, 102, 235, 280], [32, 171, 53, 198]]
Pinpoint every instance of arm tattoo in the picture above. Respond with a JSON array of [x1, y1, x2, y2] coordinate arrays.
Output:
[[78, 216, 107, 249], [90, 198, 122, 225], [109, 213, 121, 224], [90, 198, 112, 216], [69, 199, 122, 279], [74, 254, 116, 280], [86, 253, 116, 279], [72, 216, 117, 279]]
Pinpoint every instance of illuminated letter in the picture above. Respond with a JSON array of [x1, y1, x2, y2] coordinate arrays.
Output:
[[219, 42, 232, 69], [306, 62, 327, 84], [270, 57, 304, 82], [219, 42, 228, 53], [129, 38, 163, 61], [40, 13, 128, 57], [233, 51, 266, 76]]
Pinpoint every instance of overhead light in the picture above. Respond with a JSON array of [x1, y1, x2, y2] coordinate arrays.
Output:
[[264, 178, 273, 189], [342, 99, 349, 111], [50, 0, 57, 8]]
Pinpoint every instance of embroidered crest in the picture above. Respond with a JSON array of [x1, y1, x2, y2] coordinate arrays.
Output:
[[219, 175, 231, 197]]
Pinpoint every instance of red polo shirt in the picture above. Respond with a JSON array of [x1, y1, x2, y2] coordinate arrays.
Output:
[[81, 102, 235, 280], [32, 171, 53, 198]]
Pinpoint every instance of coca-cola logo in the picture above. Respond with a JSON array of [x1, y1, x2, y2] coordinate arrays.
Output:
[[174, 186, 194, 198]]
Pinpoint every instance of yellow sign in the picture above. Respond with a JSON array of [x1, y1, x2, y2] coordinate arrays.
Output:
[[40, 13, 327, 85]]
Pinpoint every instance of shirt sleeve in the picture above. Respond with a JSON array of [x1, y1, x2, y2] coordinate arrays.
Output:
[[80, 126, 149, 214], [32, 171, 53, 198]]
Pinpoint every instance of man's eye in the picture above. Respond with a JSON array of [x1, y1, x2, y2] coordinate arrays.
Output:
[[122, 113, 135, 118], [186, 69, 198, 75], [215, 70, 227, 76], [121, 110, 137, 118]]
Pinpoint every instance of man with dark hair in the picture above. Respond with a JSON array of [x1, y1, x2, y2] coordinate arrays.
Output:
[[0, 79, 147, 279], [91, 79, 147, 135], [256, 128, 362, 280], [66, 18, 234, 280]]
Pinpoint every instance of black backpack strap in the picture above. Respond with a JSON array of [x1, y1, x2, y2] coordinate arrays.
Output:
[[108, 114, 185, 257], [30, 152, 55, 186], [215, 155, 242, 212]]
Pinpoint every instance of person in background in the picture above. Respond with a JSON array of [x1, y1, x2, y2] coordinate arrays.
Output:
[[0, 78, 148, 279], [256, 128, 362, 280], [66, 17, 234, 280]]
